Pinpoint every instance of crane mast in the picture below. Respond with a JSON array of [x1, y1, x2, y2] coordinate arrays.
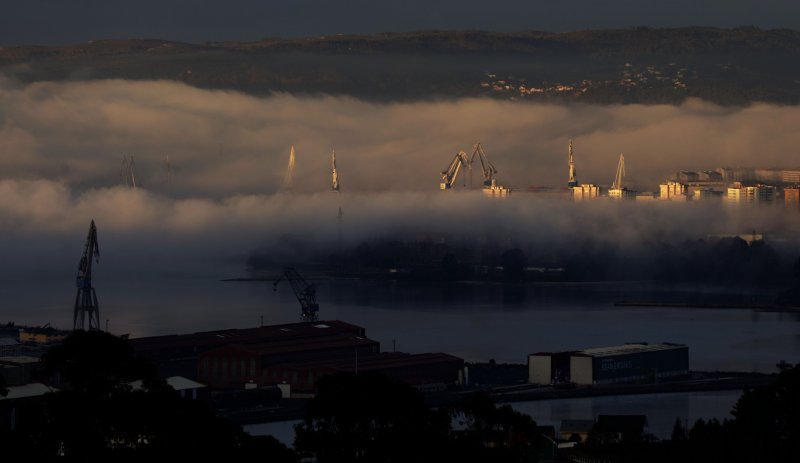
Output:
[[567, 139, 578, 188], [273, 268, 320, 322], [73, 220, 101, 331], [612, 153, 626, 189], [284, 146, 296, 190], [469, 142, 498, 189], [120, 155, 137, 188], [331, 149, 340, 192], [440, 150, 469, 190]]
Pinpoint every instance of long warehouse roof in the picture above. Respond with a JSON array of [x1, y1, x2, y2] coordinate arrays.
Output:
[[577, 343, 686, 358]]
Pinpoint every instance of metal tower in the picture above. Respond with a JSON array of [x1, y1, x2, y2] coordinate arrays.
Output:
[[73, 220, 101, 331], [612, 153, 626, 189], [468, 142, 499, 189], [331, 149, 340, 192], [273, 268, 319, 322], [440, 150, 469, 190], [567, 139, 578, 188], [120, 155, 138, 188], [284, 146, 296, 190]]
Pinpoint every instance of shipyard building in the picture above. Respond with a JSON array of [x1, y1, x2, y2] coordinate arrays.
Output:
[[528, 343, 689, 386], [130, 320, 464, 393]]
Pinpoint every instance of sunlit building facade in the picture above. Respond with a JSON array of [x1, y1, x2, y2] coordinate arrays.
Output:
[[659, 181, 689, 201]]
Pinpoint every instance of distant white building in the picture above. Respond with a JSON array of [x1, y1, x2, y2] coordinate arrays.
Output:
[[608, 188, 636, 200], [726, 182, 775, 205], [692, 189, 724, 201], [572, 184, 601, 200], [659, 181, 689, 201]]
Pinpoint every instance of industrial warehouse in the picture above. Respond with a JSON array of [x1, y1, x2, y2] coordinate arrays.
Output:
[[528, 343, 689, 386], [130, 320, 465, 394]]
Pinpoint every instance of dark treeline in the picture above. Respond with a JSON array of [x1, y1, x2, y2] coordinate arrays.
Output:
[[249, 236, 799, 291], [571, 365, 800, 463], [0, 332, 544, 462], [0, 331, 296, 462], [3, 332, 800, 461]]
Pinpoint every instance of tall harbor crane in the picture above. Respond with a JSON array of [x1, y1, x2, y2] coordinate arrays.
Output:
[[73, 220, 101, 331], [120, 155, 138, 188], [469, 142, 498, 189], [567, 139, 578, 188], [273, 268, 319, 322], [284, 146, 296, 190], [331, 149, 340, 192], [612, 153, 626, 190], [440, 150, 469, 190]]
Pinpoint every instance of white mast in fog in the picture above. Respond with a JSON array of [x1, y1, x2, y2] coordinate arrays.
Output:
[[612, 153, 625, 190], [331, 149, 340, 192], [284, 145, 296, 190], [120, 155, 137, 189]]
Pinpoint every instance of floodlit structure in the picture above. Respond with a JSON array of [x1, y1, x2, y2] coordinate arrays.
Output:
[[331, 150, 340, 192], [659, 181, 689, 201], [608, 154, 635, 200], [284, 145, 296, 190], [726, 182, 776, 205], [572, 184, 601, 200], [567, 139, 578, 188], [440, 150, 469, 190], [470, 142, 511, 196]]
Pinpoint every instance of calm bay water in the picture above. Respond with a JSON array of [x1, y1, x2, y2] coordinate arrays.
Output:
[[3, 273, 799, 372], [3, 272, 788, 444], [244, 390, 742, 445]]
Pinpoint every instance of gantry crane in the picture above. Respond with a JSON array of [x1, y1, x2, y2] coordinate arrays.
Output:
[[73, 220, 101, 331], [273, 268, 319, 322], [440, 150, 469, 190], [469, 142, 498, 189]]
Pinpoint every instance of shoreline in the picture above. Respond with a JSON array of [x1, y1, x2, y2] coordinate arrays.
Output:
[[224, 371, 774, 425]]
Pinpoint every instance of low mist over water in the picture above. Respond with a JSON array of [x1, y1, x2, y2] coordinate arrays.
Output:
[[2, 79, 800, 373]]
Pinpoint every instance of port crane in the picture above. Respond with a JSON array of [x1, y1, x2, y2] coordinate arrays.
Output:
[[612, 153, 626, 189], [468, 142, 498, 189], [331, 149, 340, 192], [273, 268, 319, 322], [567, 139, 578, 188], [73, 220, 101, 331], [440, 150, 469, 190], [120, 155, 138, 189]]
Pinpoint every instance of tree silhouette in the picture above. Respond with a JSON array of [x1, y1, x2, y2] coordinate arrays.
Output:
[[3, 331, 296, 461]]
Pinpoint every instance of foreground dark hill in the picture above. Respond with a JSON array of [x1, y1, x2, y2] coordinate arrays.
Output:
[[2, 27, 800, 104]]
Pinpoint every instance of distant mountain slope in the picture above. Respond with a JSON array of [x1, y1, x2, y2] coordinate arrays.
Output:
[[2, 27, 800, 104]]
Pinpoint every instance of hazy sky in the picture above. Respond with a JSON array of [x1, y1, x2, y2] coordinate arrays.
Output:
[[1, 1, 799, 45]]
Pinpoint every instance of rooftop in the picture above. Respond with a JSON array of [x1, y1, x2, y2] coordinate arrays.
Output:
[[0, 382, 57, 401], [578, 343, 686, 358], [130, 320, 366, 354], [0, 356, 41, 365]]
